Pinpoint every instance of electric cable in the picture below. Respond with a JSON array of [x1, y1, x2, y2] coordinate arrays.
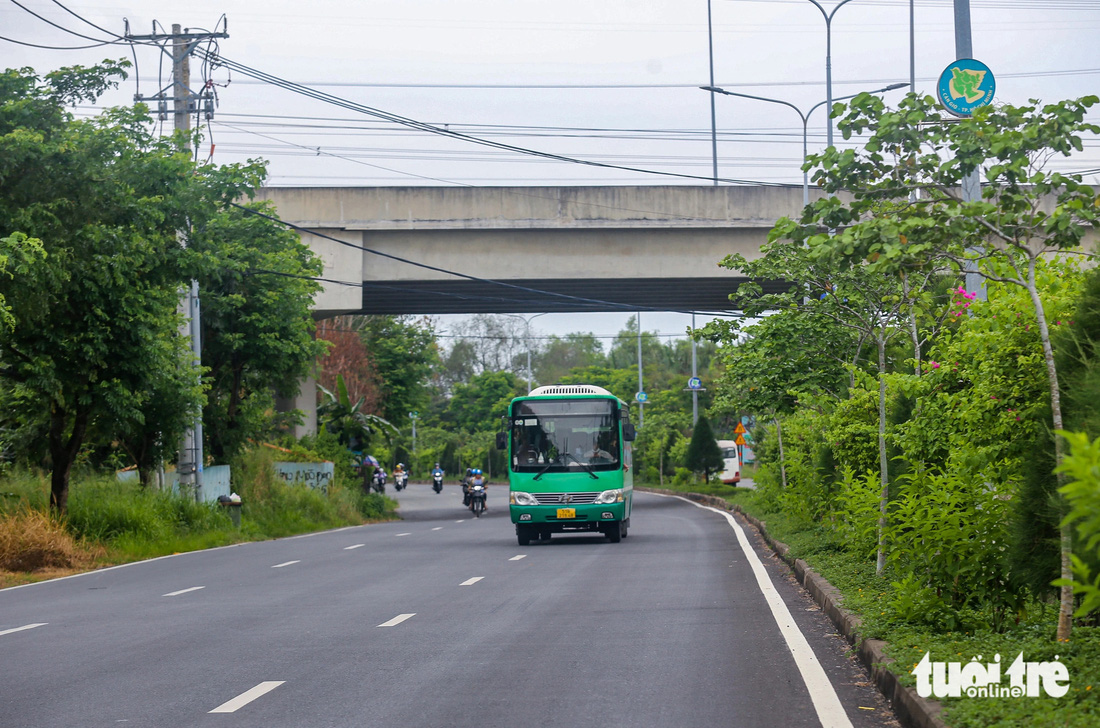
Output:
[[199, 51, 796, 188]]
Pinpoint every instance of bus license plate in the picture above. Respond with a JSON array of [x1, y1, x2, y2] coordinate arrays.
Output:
[[556, 508, 576, 519]]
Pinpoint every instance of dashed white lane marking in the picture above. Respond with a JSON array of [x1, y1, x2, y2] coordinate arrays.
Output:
[[431, 527, 443, 531], [659, 493, 854, 728], [344, 544, 364, 550], [396, 533, 411, 537], [378, 613, 416, 627], [459, 577, 484, 586], [455, 519, 466, 523], [271, 561, 300, 568], [0, 623, 47, 637], [208, 681, 285, 713], [508, 555, 527, 561], [162, 586, 205, 597]]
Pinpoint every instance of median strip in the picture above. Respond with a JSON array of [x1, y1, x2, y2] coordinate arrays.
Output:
[[378, 613, 416, 627], [271, 561, 300, 568], [0, 623, 47, 637], [162, 586, 205, 597], [208, 681, 285, 713]]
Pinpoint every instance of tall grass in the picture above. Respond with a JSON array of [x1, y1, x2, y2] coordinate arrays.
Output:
[[0, 449, 397, 578]]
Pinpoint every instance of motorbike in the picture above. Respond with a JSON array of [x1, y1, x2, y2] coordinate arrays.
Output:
[[468, 476, 487, 517], [432, 471, 444, 494], [394, 470, 408, 491], [372, 468, 387, 494]]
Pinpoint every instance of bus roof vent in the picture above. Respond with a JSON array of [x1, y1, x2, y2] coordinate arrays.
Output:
[[529, 384, 614, 397]]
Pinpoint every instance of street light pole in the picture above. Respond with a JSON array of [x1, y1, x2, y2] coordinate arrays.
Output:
[[701, 83, 908, 206], [707, 0, 719, 185], [805, 0, 858, 149], [500, 312, 550, 393]]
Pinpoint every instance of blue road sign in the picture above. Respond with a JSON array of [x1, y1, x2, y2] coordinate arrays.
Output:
[[938, 59, 995, 117], [687, 377, 703, 390], [635, 391, 648, 403]]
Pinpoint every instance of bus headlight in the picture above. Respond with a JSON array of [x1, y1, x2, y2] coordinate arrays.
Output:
[[510, 491, 538, 506], [594, 488, 624, 504]]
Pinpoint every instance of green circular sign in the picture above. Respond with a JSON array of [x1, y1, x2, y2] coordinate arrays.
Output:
[[938, 58, 995, 117]]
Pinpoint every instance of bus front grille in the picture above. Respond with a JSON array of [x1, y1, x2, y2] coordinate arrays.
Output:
[[533, 492, 600, 505]]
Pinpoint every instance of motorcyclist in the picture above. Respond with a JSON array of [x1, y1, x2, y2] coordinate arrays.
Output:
[[468, 468, 488, 512], [432, 463, 444, 479], [462, 467, 473, 505]]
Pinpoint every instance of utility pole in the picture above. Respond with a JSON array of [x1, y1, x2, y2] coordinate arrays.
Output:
[[636, 313, 644, 428], [953, 0, 986, 301], [691, 313, 699, 425], [128, 22, 228, 501], [409, 411, 419, 474]]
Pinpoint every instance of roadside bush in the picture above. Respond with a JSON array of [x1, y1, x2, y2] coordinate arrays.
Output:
[[832, 467, 880, 559], [1055, 430, 1100, 618], [887, 468, 1018, 631]]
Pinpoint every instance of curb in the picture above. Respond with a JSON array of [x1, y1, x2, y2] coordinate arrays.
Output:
[[639, 487, 949, 728]]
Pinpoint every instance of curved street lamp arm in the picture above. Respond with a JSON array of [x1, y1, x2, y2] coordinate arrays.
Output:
[[700, 86, 806, 126]]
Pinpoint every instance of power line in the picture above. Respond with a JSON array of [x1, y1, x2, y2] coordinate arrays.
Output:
[[199, 51, 795, 188]]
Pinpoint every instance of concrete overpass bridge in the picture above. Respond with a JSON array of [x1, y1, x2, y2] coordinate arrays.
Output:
[[256, 185, 810, 316]]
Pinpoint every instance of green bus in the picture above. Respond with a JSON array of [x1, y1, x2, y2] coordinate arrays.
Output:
[[496, 385, 636, 546]]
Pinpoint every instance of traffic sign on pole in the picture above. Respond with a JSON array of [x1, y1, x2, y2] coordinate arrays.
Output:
[[734, 422, 747, 435]]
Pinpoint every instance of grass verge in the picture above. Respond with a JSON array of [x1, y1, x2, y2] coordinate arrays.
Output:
[[0, 449, 398, 589], [713, 488, 1100, 728]]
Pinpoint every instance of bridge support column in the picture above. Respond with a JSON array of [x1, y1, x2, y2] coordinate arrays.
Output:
[[276, 373, 318, 439]]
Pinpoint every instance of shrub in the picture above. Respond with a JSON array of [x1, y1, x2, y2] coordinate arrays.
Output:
[[0, 509, 90, 571]]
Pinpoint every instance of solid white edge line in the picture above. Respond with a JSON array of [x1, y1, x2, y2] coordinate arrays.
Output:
[[377, 613, 416, 627], [208, 681, 285, 713], [162, 586, 205, 597], [656, 493, 854, 728], [459, 577, 484, 586], [0, 623, 48, 637], [344, 544, 365, 550], [508, 555, 527, 561], [271, 561, 300, 568]]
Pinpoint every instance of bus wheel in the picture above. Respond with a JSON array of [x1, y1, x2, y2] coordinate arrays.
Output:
[[606, 522, 622, 543], [517, 525, 532, 546]]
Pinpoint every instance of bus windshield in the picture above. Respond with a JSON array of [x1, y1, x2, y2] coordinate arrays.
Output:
[[510, 399, 620, 473]]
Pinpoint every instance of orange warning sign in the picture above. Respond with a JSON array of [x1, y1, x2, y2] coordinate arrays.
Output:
[[734, 422, 747, 435], [735, 434, 747, 445]]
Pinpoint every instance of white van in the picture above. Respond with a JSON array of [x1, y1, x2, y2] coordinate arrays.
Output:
[[716, 440, 741, 484]]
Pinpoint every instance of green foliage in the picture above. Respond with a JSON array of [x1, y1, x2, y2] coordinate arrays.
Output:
[[1055, 431, 1100, 617], [684, 415, 724, 480], [361, 315, 437, 424], [317, 374, 397, 452], [191, 199, 329, 462]]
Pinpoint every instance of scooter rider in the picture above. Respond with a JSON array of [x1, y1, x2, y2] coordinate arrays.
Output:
[[432, 463, 444, 480], [462, 467, 473, 506], [468, 468, 488, 512]]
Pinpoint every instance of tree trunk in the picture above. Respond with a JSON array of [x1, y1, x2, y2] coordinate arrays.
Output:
[[1025, 261, 1073, 641], [876, 333, 890, 576], [774, 416, 787, 489], [48, 404, 89, 516], [903, 272, 922, 376]]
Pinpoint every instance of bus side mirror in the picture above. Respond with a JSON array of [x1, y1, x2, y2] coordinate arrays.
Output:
[[622, 423, 636, 442], [495, 431, 507, 450]]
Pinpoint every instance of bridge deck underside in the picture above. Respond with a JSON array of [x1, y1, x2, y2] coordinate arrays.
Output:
[[356, 276, 791, 314]]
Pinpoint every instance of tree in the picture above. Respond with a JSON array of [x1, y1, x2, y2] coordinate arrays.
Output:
[[317, 374, 396, 451], [317, 316, 382, 412], [685, 415, 724, 482], [801, 92, 1100, 638], [191, 198, 329, 462], [0, 62, 206, 513], [361, 315, 438, 424], [533, 333, 606, 385]]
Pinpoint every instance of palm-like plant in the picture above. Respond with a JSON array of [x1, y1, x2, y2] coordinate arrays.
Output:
[[317, 374, 397, 450]]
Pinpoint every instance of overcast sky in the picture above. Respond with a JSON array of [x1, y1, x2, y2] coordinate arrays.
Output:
[[5, 0, 1100, 344]]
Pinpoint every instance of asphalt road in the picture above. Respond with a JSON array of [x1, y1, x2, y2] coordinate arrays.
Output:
[[1, 484, 898, 728]]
